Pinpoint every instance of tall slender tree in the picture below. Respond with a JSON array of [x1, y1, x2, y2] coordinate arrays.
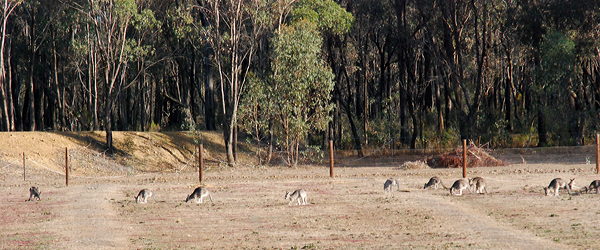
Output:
[[0, 0, 20, 131]]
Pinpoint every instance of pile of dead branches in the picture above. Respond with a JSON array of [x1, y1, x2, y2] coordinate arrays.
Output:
[[426, 142, 506, 168]]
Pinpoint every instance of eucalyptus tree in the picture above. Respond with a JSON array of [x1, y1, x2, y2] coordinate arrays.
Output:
[[161, 0, 206, 131], [430, 0, 507, 141], [74, 0, 159, 153], [526, 1, 600, 146], [271, 19, 336, 166], [239, 0, 351, 166], [120, 0, 160, 131], [16, 0, 71, 131], [0, 0, 20, 131], [501, 0, 600, 146], [88, 0, 132, 152], [196, 0, 269, 165]]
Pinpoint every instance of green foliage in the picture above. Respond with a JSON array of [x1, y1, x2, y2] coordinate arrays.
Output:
[[239, 0, 352, 165], [474, 110, 510, 147], [180, 108, 197, 131], [166, 1, 203, 41], [11, 0, 600, 153], [538, 31, 577, 91], [149, 122, 161, 132], [114, 0, 137, 21], [292, 0, 354, 34], [272, 19, 335, 137], [133, 9, 161, 32], [300, 145, 325, 164]]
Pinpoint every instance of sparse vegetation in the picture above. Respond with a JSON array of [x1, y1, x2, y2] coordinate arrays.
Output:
[[0, 132, 598, 249]]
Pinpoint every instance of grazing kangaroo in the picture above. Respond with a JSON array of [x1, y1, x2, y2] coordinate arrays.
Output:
[[424, 176, 447, 190], [285, 189, 307, 205], [543, 178, 574, 196], [449, 179, 472, 196], [135, 189, 157, 203], [588, 180, 600, 194], [27, 186, 41, 201], [469, 177, 488, 194], [383, 178, 400, 193], [185, 187, 213, 203]]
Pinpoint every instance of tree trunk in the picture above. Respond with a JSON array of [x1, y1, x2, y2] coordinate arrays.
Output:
[[105, 64, 114, 153], [51, 29, 63, 130], [139, 72, 147, 131], [410, 110, 418, 149], [0, 0, 18, 131], [205, 55, 216, 130], [224, 103, 235, 165], [267, 118, 274, 165], [537, 109, 548, 147], [4, 44, 13, 131], [435, 79, 444, 133], [505, 58, 513, 131], [26, 54, 35, 130], [344, 103, 363, 157], [105, 100, 114, 154]]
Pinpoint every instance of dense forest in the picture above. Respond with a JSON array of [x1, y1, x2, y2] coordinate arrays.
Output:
[[0, 0, 599, 165]]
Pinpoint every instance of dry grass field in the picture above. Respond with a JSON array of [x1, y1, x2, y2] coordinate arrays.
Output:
[[1, 132, 600, 249]]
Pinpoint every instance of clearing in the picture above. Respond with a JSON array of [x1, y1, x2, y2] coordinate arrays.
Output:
[[1, 132, 599, 249]]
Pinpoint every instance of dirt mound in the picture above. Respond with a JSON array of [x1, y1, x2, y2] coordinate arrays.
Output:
[[0, 131, 232, 175], [426, 142, 506, 168]]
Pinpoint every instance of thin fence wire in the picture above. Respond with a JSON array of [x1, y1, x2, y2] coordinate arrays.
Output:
[[0, 158, 21, 170], [1, 144, 598, 180], [336, 138, 394, 166], [58, 146, 134, 174], [176, 147, 197, 173]]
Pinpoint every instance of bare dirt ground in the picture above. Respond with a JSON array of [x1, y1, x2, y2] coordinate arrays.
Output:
[[1, 132, 600, 249]]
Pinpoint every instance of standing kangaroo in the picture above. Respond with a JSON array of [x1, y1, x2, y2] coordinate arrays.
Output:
[[185, 187, 213, 203], [135, 189, 157, 203], [285, 189, 307, 205], [543, 178, 574, 196], [424, 176, 447, 190], [27, 186, 41, 201], [383, 178, 400, 193], [449, 179, 472, 196], [469, 177, 487, 194], [588, 180, 600, 194]]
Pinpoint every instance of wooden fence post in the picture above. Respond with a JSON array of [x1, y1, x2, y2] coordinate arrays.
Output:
[[596, 134, 600, 174], [462, 139, 467, 178], [329, 140, 334, 178], [199, 144, 204, 183], [65, 147, 69, 187]]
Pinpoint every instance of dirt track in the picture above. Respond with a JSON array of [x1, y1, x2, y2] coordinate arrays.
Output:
[[2, 161, 600, 249]]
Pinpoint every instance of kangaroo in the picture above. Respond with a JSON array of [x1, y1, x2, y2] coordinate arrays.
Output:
[[27, 186, 41, 201], [185, 187, 213, 203], [135, 189, 157, 203], [383, 178, 400, 193], [469, 177, 487, 194], [588, 180, 600, 194], [543, 178, 574, 196], [285, 189, 307, 205], [424, 176, 447, 190], [449, 179, 472, 196]]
